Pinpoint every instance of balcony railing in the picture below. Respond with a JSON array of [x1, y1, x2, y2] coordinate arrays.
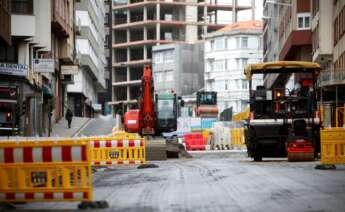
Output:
[[319, 69, 345, 87]]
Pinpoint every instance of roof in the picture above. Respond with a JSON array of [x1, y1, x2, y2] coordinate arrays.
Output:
[[244, 61, 321, 80], [218, 20, 262, 33]]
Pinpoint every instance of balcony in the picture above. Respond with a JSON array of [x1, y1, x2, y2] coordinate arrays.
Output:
[[51, 0, 70, 38], [319, 69, 345, 87], [11, 14, 35, 37]]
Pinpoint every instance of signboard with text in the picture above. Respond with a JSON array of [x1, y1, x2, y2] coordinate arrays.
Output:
[[61, 65, 79, 75], [33, 59, 55, 73], [0, 63, 28, 77]]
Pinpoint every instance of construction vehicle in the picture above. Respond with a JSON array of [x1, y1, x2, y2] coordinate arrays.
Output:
[[244, 61, 321, 162], [124, 65, 177, 135], [123, 65, 188, 160], [195, 91, 218, 118]]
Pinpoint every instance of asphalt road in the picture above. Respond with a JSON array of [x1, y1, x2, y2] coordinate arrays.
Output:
[[12, 152, 345, 212], [76, 115, 116, 136]]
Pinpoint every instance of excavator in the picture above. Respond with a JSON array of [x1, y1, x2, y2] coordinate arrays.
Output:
[[123, 65, 188, 160], [124, 65, 177, 135]]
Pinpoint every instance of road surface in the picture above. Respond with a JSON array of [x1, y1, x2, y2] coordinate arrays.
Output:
[[77, 115, 116, 136], [12, 152, 345, 212]]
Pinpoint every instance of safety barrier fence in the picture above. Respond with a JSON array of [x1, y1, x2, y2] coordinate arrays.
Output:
[[231, 128, 246, 149], [0, 138, 92, 203], [320, 128, 345, 165], [87, 136, 145, 166]]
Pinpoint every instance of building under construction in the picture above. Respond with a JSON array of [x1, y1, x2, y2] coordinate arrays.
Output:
[[111, 0, 255, 114]]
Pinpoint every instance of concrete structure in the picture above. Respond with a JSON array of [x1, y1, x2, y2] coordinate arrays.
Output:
[[262, 0, 279, 62], [152, 43, 204, 97], [0, 0, 77, 136], [263, 0, 312, 89], [98, 0, 113, 115], [111, 0, 255, 114], [316, 0, 345, 126], [204, 20, 263, 115], [68, 0, 106, 117]]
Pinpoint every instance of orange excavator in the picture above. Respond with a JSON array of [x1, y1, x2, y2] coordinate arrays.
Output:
[[124, 65, 177, 136]]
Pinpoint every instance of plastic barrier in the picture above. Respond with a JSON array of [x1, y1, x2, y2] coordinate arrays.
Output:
[[320, 128, 345, 165], [231, 128, 246, 149], [210, 126, 231, 150], [0, 138, 92, 203], [184, 132, 207, 151], [88, 137, 145, 166]]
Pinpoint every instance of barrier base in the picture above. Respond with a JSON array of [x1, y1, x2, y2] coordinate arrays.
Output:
[[315, 164, 337, 170], [78, 201, 109, 210], [0, 202, 16, 210]]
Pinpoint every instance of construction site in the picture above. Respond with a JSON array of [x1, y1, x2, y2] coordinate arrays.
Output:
[[110, 0, 255, 113], [0, 0, 345, 211]]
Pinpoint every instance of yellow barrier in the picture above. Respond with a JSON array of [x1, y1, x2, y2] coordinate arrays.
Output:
[[231, 128, 246, 148], [0, 138, 92, 203], [320, 128, 345, 165], [87, 136, 145, 166]]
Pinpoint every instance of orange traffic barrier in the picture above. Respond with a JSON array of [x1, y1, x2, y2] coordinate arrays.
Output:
[[320, 128, 345, 165], [87, 136, 146, 166], [0, 138, 92, 203]]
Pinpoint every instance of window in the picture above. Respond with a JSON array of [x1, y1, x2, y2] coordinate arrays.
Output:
[[214, 60, 225, 71], [155, 72, 163, 83], [236, 37, 240, 48], [154, 52, 163, 64], [165, 70, 173, 82], [207, 59, 214, 72], [242, 80, 248, 89], [242, 58, 248, 68], [312, 0, 319, 18], [163, 50, 174, 63], [210, 40, 215, 51], [0, 45, 17, 63], [12, 0, 33, 14], [241, 37, 248, 48], [215, 38, 225, 50], [297, 13, 311, 30]]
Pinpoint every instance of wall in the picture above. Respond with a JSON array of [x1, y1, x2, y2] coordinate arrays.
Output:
[[204, 32, 263, 114], [152, 43, 204, 97]]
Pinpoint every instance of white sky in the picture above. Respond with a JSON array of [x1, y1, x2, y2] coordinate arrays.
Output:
[[216, 0, 263, 23]]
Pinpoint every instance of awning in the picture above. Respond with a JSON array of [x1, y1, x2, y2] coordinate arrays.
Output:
[[42, 85, 54, 98]]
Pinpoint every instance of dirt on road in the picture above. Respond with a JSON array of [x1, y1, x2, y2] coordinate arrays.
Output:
[[11, 152, 345, 212]]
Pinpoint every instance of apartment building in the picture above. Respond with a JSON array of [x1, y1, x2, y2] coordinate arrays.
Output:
[[315, 0, 345, 127], [111, 0, 255, 114], [263, 0, 312, 89], [0, 0, 77, 136], [98, 0, 113, 115], [152, 42, 204, 96], [68, 0, 106, 117], [262, 0, 280, 62], [204, 20, 263, 115]]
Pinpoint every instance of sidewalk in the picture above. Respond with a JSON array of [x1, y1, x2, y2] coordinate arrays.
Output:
[[49, 117, 91, 137]]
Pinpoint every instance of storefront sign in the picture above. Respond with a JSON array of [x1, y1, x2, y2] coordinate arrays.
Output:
[[61, 65, 79, 75], [33, 59, 55, 73], [0, 63, 28, 77]]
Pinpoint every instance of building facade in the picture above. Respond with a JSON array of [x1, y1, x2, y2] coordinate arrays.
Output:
[[204, 20, 263, 115], [263, 0, 312, 89], [97, 0, 113, 115], [0, 0, 77, 136], [68, 0, 106, 117], [152, 43, 204, 97], [315, 0, 345, 127], [111, 0, 255, 114]]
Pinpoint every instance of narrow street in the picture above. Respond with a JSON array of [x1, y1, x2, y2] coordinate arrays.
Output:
[[76, 115, 116, 136], [13, 152, 345, 212]]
